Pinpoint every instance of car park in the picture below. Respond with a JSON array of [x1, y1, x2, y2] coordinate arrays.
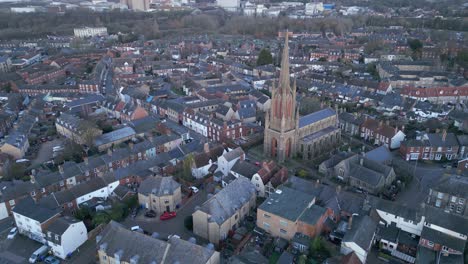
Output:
[[160, 211, 177, 220]]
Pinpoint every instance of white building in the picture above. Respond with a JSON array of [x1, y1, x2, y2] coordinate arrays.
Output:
[[12, 197, 61, 243], [11, 7, 37, 13], [74, 178, 119, 206], [305, 2, 323, 15], [217, 147, 244, 176], [74, 27, 108, 38], [46, 217, 88, 259], [216, 0, 240, 12]]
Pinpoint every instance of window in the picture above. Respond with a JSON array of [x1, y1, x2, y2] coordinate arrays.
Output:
[[442, 246, 448, 251], [31, 191, 35, 196], [450, 204, 455, 211], [41, 188, 46, 193], [459, 198, 465, 205], [280, 229, 287, 234], [437, 192, 444, 199], [263, 222, 270, 230], [280, 220, 288, 227], [451, 196, 457, 203], [59, 181, 64, 187], [435, 199, 442, 207], [456, 205, 463, 214], [427, 241, 434, 247], [47, 232, 52, 238], [164, 200, 169, 204], [9, 200, 15, 206], [263, 214, 271, 218]]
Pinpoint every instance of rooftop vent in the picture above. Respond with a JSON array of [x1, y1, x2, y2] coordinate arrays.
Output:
[[275, 189, 282, 194]]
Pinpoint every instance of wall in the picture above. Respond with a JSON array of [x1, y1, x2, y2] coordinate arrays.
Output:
[[0, 203, 8, 220], [257, 209, 297, 240]]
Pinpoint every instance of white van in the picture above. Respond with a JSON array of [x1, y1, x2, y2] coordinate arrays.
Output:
[[130, 226, 140, 231], [29, 245, 48, 263]]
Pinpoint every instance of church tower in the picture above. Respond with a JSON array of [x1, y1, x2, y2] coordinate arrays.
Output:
[[263, 32, 299, 163]]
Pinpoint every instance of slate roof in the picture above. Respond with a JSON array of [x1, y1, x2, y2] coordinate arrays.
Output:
[[230, 160, 259, 179], [222, 147, 244, 162], [12, 197, 61, 223], [197, 176, 255, 225], [138, 175, 180, 196], [423, 206, 468, 236], [238, 107, 256, 119], [258, 187, 315, 222], [365, 146, 393, 164], [0, 180, 35, 202], [420, 226, 465, 252], [46, 217, 81, 236], [299, 205, 327, 225], [370, 197, 423, 223], [299, 108, 336, 128], [431, 175, 468, 198], [94, 127, 136, 147], [97, 221, 217, 264], [342, 215, 376, 251]]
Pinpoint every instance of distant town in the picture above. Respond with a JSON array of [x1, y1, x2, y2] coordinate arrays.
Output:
[[0, 0, 467, 264]]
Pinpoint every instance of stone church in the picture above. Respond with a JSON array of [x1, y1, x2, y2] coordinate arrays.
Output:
[[263, 33, 341, 162]]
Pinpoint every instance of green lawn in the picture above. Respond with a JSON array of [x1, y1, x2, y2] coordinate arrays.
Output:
[[269, 252, 281, 264]]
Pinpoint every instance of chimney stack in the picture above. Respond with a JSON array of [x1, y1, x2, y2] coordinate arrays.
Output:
[[348, 215, 354, 230], [83, 156, 89, 165], [107, 148, 113, 157], [58, 164, 64, 174], [203, 143, 210, 153], [442, 129, 447, 142], [360, 158, 364, 166], [315, 179, 320, 188], [129, 142, 134, 150]]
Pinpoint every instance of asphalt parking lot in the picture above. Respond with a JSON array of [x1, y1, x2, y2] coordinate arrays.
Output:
[[0, 231, 42, 264], [122, 188, 209, 242]]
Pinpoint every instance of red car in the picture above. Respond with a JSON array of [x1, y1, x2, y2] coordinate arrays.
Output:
[[160, 211, 177, 220]]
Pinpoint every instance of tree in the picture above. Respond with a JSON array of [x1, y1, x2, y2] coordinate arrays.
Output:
[[299, 97, 321, 115], [455, 49, 468, 68], [182, 153, 194, 181], [257, 49, 273, 66], [407, 39, 423, 59], [297, 169, 309, 178]]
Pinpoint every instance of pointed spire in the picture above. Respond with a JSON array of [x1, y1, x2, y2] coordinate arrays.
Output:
[[279, 30, 290, 92]]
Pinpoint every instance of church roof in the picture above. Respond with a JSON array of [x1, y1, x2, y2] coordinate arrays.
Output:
[[299, 108, 336, 128]]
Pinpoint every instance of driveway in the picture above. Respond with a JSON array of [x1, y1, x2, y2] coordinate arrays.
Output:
[[122, 189, 209, 241], [30, 138, 64, 168]]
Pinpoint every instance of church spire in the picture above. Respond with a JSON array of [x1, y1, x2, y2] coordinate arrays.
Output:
[[278, 31, 290, 93]]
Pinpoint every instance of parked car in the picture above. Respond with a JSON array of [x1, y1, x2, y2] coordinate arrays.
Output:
[[160, 211, 177, 221], [168, 234, 180, 240], [7, 227, 17, 239], [131, 207, 139, 218], [44, 256, 60, 264], [189, 186, 199, 193], [144, 210, 156, 218]]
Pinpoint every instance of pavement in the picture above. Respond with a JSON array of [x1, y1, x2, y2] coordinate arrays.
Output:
[[30, 138, 64, 168], [121, 188, 209, 241]]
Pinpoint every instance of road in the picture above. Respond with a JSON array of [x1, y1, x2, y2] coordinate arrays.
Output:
[[392, 153, 448, 209], [122, 189, 209, 242]]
